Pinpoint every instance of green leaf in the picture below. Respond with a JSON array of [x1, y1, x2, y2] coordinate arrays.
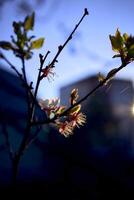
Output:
[[69, 105, 81, 115], [109, 36, 119, 52], [24, 12, 35, 31], [0, 41, 14, 50], [70, 88, 79, 105], [116, 29, 123, 46], [129, 44, 134, 50], [97, 72, 105, 82], [56, 106, 66, 115], [128, 44, 134, 57], [115, 29, 122, 40], [31, 38, 44, 49], [123, 33, 129, 42], [109, 29, 123, 52]]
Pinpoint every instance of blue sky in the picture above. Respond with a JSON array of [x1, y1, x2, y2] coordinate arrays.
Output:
[[1, 0, 134, 99]]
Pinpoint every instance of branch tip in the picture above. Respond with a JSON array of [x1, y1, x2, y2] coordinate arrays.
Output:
[[84, 8, 89, 15], [39, 53, 43, 58], [58, 45, 63, 51]]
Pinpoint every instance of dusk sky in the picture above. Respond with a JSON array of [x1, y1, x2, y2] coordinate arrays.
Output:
[[1, 0, 134, 99]]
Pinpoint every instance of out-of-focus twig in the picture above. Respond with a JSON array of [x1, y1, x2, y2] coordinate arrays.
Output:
[[1, 53, 39, 106], [2, 124, 14, 161]]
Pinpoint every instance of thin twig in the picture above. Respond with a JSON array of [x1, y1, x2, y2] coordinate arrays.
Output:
[[2, 124, 14, 160], [17, 53, 50, 156], [2, 54, 23, 79], [21, 56, 31, 118], [1, 54, 39, 106], [25, 126, 42, 150], [0, 8, 89, 184], [40, 8, 89, 79], [21, 57, 27, 86], [13, 53, 50, 159], [31, 51, 50, 121], [35, 52, 50, 99]]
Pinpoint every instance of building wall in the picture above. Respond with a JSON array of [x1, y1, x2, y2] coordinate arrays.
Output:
[[60, 75, 134, 151]]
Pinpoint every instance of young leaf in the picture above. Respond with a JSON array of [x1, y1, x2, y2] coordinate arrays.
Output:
[[97, 72, 105, 83], [56, 106, 66, 115], [24, 12, 35, 31], [31, 38, 44, 49], [109, 36, 119, 52], [128, 44, 134, 58], [0, 41, 14, 50], [123, 33, 129, 42], [70, 88, 79, 105], [69, 105, 81, 115], [109, 29, 123, 52], [115, 29, 123, 47]]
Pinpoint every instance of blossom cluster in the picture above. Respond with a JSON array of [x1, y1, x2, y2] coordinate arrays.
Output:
[[39, 88, 86, 137]]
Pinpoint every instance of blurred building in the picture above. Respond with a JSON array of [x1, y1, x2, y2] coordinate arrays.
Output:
[[60, 75, 134, 153], [59, 75, 134, 198]]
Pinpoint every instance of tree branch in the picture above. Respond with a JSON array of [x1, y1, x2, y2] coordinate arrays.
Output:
[[25, 126, 42, 151], [2, 124, 14, 161], [32, 62, 127, 126], [21, 56, 32, 120], [31, 51, 50, 121], [40, 8, 89, 79]]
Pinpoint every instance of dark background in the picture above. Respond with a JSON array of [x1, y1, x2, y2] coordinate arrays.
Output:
[[0, 68, 134, 199]]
